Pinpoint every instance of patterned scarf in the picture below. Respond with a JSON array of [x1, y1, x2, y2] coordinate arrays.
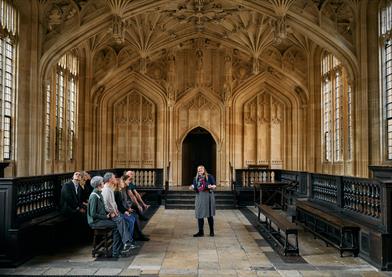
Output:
[[196, 175, 207, 192]]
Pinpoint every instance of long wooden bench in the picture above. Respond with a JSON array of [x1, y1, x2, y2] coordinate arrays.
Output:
[[258, 204, 299, 256], [91, 227, 113, 257], [296, 200, 359, 257]]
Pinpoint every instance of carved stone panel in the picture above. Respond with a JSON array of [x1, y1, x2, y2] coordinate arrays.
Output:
[[176, 46, 226, 99], [243, 92, 284, 168], [178, 93, 220, 140], [113, 91, 156, 167]]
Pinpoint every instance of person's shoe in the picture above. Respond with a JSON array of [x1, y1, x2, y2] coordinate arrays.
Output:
[[129, 242, 139, 249], [193, 231, 204, 237], [111, 253, 120, 258], [122, 243, 132, 254], [210, 232, 215, 237], [120, 250, 131, 257]]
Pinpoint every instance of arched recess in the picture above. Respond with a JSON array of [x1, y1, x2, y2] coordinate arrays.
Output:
[[172, 88, 224, 186], [182, 127, 217, 186], [95, 72, 167, 169], [232, 71, 305, 170]]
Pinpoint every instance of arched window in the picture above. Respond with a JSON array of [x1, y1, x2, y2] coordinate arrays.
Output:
[[0, 0, 17, 160], [45, 52, 78, 162], [381, 1, 392, 159], [321, 52, 352, 163]]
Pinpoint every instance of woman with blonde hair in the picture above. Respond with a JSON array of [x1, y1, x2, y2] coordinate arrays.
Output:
[[115, 174, 150, 241], [190, 165, 216, 237]]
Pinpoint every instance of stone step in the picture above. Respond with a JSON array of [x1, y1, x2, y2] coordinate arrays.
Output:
[[164, 190, 236, 209], [165, 203, 235, 210], [165, 199, 236, 205]]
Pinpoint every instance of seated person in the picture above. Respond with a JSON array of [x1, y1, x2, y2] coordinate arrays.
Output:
[[125, 170, 150, 220], [87, 176, 126, 258], [115, 174, 150, 241], [101, 172, 137, 249], [80, 171, 92, 207], [60, 171, 86, 221]]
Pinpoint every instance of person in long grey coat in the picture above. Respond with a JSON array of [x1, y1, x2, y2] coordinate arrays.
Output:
[[190, 165, 216, 237]]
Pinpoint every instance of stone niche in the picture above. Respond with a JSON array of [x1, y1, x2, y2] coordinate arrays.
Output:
[[243, 91, 285, 169], [113, 91, 156, 168]]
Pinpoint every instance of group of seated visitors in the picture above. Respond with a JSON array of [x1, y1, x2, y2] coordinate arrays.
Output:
[[59, 170, 150, 258]]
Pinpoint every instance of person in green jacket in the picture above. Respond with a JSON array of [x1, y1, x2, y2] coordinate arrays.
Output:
[[87, 175, 132, 257]]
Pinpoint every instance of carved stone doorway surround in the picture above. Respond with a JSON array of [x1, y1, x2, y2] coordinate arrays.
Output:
[[172, 89, 224, 187]]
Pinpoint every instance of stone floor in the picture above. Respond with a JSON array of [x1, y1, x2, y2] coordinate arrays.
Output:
[[0, 206, 391, 276]]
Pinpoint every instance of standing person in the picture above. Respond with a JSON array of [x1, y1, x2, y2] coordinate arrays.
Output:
[[190, 165, 217, 237]]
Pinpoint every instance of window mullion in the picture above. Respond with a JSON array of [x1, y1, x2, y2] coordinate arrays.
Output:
[[0, 38, 5, 160]]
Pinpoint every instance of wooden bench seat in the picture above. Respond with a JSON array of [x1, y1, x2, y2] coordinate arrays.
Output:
[[258, 204, 299, 256], [35, 212, 81, 252], [91, 227, 113, 258], [296, 200, 359, 257]]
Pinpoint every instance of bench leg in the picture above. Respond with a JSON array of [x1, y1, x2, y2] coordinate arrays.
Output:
[[340, 232, 344, 257], [284, 233, 288, 256], [353, 231, 359, 257], [104, 232, 109, 257], [92, 232, 97, 257]]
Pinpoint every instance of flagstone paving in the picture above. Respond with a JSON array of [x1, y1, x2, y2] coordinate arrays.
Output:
[[0, 206, 391, 276]]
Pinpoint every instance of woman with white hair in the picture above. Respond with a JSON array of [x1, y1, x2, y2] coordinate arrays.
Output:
[[87, 176, 128, 258]]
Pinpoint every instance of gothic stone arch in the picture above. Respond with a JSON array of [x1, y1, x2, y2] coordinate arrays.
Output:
[[172, 88, 224, 186]]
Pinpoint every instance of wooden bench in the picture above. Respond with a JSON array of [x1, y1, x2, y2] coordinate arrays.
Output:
[[258, 204, 299, 256], [91, 227, 113, 257], [296, 200, 359, 257], [36, 211, 89, 252]]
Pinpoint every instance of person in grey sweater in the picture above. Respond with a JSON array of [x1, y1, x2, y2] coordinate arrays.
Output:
[[101, 172, 137, 248], [87, 176, 132, 257]]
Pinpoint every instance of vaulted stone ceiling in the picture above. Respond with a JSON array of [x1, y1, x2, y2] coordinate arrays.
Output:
[[38, 0, 359, 99]]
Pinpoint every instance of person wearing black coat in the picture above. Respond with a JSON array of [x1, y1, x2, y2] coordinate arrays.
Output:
[[60, 172, 86, 223]]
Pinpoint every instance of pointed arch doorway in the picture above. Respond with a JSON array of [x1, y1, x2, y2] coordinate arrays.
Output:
[[182, 127, 216, 186]]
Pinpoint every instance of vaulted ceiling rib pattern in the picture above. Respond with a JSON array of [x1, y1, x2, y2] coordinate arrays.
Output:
[[38, 0, 359, 97]]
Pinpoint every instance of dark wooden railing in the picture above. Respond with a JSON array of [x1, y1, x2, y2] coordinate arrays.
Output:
[[0, 167, 164, 266], [234, 168, 392, 233], [14, 174, 72, 227], [235, 169, 278, 188], [311, 174, 339, 205], [342, 177, 381, 220], [234, 167, 392, 270], [5, 168, 163, 227]]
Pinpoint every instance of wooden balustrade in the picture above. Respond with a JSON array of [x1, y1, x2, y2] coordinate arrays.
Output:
[[343, 177, 381, 220], [5, 168, 163, 226], [234, 169, 391, 231], [311, 174, 339, 205], [235, 169, 277, 189], [232, 167, 392, 270], [0, 167, 164, 266]]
